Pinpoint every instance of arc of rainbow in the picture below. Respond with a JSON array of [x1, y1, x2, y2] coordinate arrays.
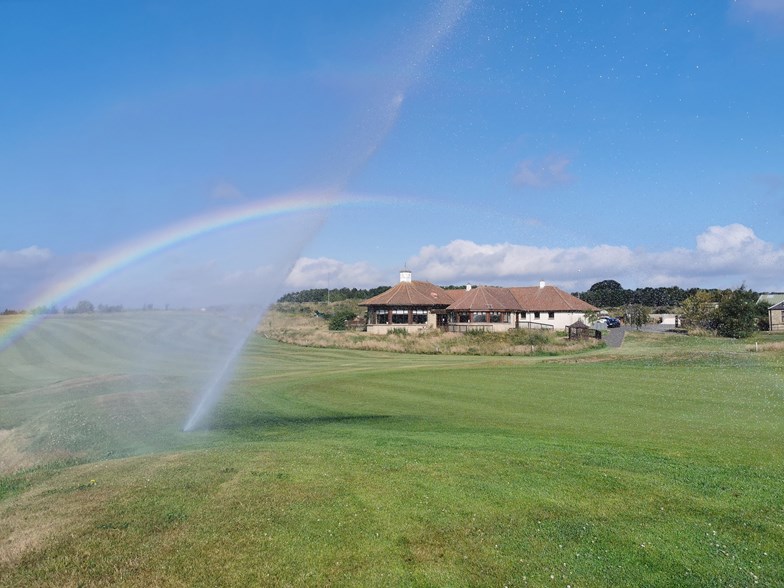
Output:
[[0, 191, 378, 352]]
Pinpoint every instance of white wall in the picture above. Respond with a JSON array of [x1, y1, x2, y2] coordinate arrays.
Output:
[[520, 311, 588, 331]]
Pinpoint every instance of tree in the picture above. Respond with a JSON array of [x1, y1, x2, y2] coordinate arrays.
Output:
[[583, 309, 601, 324], [680, 290, 718, 330], [583, 280, 627, 307], [755, 300, 770, 332], [278, 286, 390, 304], [624, 304, 650, 329], [575, 284, 693, 310], [73, 300, 94, 314], [681, 286, 761, 337], [714, 286, 758, 338]]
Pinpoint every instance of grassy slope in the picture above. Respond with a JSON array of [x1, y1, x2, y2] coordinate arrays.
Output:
[[1, 316, 783, 586]]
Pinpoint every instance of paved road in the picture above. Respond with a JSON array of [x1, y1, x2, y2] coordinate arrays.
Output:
[[602, 323, 680, 348], [602, 326, 626, 348]]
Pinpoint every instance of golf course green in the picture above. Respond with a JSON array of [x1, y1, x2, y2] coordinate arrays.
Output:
[[1, 313, 782, 586]]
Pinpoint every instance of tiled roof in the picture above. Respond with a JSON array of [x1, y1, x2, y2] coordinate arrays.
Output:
[[770, 301, 784, 311], [445, 286, 523, 311], [360, 281, 458, 307], [360, 281, 597, 312], [509, 286, 598, 312]]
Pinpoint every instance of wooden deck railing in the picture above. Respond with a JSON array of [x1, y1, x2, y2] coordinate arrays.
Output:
[[513, 321, 555, 331]]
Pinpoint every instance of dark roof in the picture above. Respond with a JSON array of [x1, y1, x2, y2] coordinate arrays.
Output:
[[770, 301, 784, 310], [445, 286, 523, 312], [509, 286, 598, 312], [360, 280, 458, 307]]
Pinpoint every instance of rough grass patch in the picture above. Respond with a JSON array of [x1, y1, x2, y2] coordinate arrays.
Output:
[[260, 309, 602, 356]]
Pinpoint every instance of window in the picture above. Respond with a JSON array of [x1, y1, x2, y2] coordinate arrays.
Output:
[[412, 309, 428, 324], [534, 312, 540, 319], [472, 312, 487, 323], [548, 311, 555, 320], [375, 309, 388, 324], [521, 311, 527, 319], [391, 309, 409, 324]]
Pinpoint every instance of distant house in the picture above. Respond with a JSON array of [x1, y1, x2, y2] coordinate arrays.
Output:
[[758, 293, 784, 332], [360, 272, 597, 334], [769, 301, 784, 332], [758, 293, 784, 307]]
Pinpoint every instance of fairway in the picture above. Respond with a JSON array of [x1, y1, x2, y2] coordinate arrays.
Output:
[[1, 314, 783, 586]]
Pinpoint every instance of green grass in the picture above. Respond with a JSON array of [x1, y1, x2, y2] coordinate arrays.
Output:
[[1, 315, 783, 586]]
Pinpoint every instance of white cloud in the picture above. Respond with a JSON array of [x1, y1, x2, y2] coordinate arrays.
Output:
[[512, 154, 574, 189], [407, 224, 784, 291], [284, 257, 385, 289], [0, 246, 52, 268], [409, 240, 637, 289], [695, 223, 765, 255], [4, 224, 782, 310]]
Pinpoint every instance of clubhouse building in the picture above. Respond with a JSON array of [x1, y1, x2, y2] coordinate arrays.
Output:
[[360, 270, 598, 334]]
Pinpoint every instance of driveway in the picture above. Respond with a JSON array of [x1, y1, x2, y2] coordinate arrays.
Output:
[[603, 323, 681, 348], [602, 326, 626, 348]]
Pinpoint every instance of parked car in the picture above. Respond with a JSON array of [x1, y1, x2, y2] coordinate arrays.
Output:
[[604, 317, 621, 328]]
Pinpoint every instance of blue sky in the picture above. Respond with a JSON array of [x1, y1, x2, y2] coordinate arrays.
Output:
[[2, 0, 783, 309]]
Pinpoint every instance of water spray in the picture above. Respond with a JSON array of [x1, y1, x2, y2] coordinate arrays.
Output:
[[178, 0, 471, 432], [181, 307, 264, 431]]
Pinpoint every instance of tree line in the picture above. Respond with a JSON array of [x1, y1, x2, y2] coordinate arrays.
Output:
[[3, 301, 125, 315], [571, 280, 700, 309], [279, 281, 710, 308], [277, 286, 390, 304]]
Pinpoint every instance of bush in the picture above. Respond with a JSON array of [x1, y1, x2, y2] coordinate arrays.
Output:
[[682, 286, 761, 338], [328, 307, 357, 331], [715, 286, 758, 338], [463, 329, 495, 341], [507, 329, 551, 346]]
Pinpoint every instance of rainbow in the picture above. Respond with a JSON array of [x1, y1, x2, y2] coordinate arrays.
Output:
[[0, 191, 380, 352]]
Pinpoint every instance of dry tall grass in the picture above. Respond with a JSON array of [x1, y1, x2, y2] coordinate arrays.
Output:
[[259, 307, 603, 356], [745, 340, 784, 353]]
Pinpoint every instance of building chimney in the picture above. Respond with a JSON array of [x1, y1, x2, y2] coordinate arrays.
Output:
[[539, 280, 546, 289], [400, 269, 412, 283]]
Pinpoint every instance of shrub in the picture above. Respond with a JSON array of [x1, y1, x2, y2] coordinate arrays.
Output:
[[715, 286, 758, 338], [463, 329, 495, 341], [328, 307, 357, 331], [507, 329, 551, 346]]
